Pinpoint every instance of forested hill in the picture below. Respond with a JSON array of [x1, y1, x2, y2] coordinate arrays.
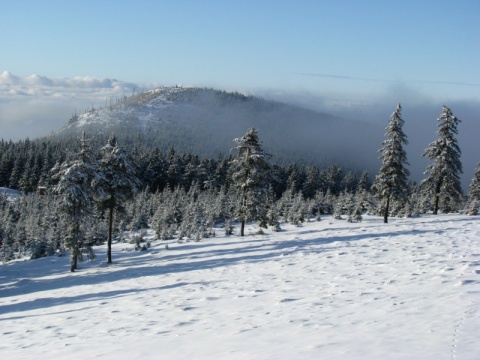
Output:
[[58, 87, 382, 171]]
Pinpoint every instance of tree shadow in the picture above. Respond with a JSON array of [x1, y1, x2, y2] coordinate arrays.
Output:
[[0, 281, 220, 317], [0, 220, 445, 311]]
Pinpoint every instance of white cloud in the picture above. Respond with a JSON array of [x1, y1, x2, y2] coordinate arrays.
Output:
[[0, 71, 161, 140]]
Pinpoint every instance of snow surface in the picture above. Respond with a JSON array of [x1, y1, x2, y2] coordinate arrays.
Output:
[[1, 214, 480, 360], [67, 87, 189, 129]]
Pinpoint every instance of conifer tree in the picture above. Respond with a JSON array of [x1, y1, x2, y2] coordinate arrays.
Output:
[[94, 134, 140, 263], [52, 132, 99, 271], [323, 165, 344, 196], [372, 104, 410, 223], [230, 128, 271, 236], [465, 162, 480, 215], [421, 106, 463, 214], [302, 166, 321, 199], [357, 171, 371, 192]]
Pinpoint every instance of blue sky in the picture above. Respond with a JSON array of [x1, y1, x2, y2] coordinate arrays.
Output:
[[2, 0, 479, 100], [0, 0, 479, 185]]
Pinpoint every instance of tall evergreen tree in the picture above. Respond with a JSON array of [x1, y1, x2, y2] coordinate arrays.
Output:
[[230, 128, 271, 236], [372, 104, 410, 223], [94, 134, 140, 263], [421, 106, 463, 214], [52, 132, 99, 271]]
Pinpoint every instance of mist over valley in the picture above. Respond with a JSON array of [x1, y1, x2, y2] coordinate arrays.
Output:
[[0, 72, 478, 188]]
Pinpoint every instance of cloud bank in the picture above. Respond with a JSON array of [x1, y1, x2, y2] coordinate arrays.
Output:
[[1, 71, 478, 189], [254, 85, 480, 190], [298, 72, 480, 88], [0, 71, 160, 141]]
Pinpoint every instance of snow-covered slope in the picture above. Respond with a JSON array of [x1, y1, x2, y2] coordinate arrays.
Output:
[[1, 214, 480, 359], [65, 87, 189, 129]]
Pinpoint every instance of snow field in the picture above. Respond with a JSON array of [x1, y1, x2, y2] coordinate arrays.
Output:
[[1, 214, 480, 359]]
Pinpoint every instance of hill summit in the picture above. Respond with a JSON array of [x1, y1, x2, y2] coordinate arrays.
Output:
[[60, 86, 381, 170]]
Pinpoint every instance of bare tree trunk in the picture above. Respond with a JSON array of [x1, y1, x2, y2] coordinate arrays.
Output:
[[70, 222, 79, 272], [240, 220, 245, 237], [383, 195, 390, 223], [433, 194, 439, 215], [107, 196, 114, 264], [240, 190, 247, 236], [433, 183, 441, 215], [70, 251, 77, 272]]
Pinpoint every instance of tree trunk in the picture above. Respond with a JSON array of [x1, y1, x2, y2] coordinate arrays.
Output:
[[433, 181, 441, 215], [433, 193, 439, 215], [107, 197, 114, 264], [383, 195, 390, 223], [70, 223, 79, 272], [70, 251, 77, 272], [240, 189, 247, 237]]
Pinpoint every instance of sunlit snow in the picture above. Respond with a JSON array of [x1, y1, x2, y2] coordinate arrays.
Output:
[[1, 214, 480, 359]]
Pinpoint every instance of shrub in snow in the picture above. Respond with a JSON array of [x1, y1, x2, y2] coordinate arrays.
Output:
[[30, 239, 55, 260], [465, 199, 479, 216], [224, 222, 234, 236], [465, 162, 480, 215]]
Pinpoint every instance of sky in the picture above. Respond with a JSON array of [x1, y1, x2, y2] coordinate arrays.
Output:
[[2, 0, 479, 96], [1, 1, 479, 149]]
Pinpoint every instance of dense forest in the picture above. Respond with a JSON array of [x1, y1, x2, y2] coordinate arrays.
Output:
[[1, 92, 479, 270]]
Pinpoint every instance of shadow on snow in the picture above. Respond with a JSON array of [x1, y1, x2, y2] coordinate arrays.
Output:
[[0, 218, 456, 317]]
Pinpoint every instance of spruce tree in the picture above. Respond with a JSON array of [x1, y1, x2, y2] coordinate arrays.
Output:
[[372, 104, 410, 223], [465, 162, 480, 215], [468, 162, 480, 200], [421, 106, 463, 214], [230, 128, 271, 236], [52, 132, 99, 271], [94, 134, 140, 263]]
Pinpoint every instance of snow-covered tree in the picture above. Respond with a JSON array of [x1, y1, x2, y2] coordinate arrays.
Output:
[[230, 128, 271, 236], [421, 106, 463, 214], [94, 134, 141, 263], [52, 132, 99, 271], [372, 104, 410, 223], [322, 165, 344, 196], [465, 162, 480, 215], [468, 162, 480, 199], [302, 166, 321, 199]]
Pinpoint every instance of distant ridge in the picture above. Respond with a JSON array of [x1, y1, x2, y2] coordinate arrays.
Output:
[[57, 87, 383, 171]]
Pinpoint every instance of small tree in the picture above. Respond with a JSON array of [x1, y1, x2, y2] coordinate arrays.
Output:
[[465, 162, 480, 215], [52, 132, 98, 272], [372, 104, 410, 223], [421, 106, 463, 214], [230, 128, 271, 236], [94, 134, 141, 263]]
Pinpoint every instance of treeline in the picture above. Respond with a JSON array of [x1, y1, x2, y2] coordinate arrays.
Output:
[[1, 105, 480, 270], [0, 135, 367, 196]]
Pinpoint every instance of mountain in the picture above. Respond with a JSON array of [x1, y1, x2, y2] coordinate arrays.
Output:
[[58, 86, 383, 172]]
